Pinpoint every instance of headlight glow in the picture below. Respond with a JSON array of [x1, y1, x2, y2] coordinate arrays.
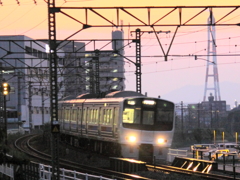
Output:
[[126, 136, 136, 143], [158, 138, 165, 144], [142, 100, 156, 105]]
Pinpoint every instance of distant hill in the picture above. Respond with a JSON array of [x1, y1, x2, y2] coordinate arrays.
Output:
[[161, 81, 240, 108]]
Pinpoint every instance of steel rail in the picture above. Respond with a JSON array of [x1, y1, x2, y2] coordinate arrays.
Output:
[[14, 134, 148, 180]]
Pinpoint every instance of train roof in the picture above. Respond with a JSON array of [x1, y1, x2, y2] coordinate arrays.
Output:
[[59, 91, 147, 104], [105, 91, 144, 98], [60, 91, 144, 101], [59, 91, 174, 105]]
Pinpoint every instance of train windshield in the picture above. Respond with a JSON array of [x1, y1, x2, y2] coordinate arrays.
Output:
[[122, 98, 174, 131]]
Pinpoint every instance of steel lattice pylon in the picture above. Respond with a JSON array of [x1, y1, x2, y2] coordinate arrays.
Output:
[[0, 63, 3, 133], [48, 0, 60, 179], [135, 29, 142, 94], [203, 15, 221, 101], [45, 5, 240, 180]]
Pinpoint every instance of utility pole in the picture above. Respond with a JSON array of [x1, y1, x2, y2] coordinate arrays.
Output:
[[0, 63, 3, 135], [41, 84, 45, 127], [42, 89, 44, 126], [1, 81, 10, 145], [131, 29, 171, 94], [134, 29, 142, 94], [17, 72, 21, 128], [89, 58, 94, 94], [28, 81, 32, 132], [93, 50, 100, 96], [181, 101, 184, 138], [3, 92, 6, 145], [197, 103, 200, 129], [48, 1, 60, 179]]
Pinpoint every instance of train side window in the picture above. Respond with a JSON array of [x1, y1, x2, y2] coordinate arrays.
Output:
[[108, 109, 112, 124], [107, 109, 109, 124], [93, 109, 95, 123], [91, 109, 94, 123], [103, 109, 107, 124], [105, 109, 108, 124], [65, 109, 70, 121], [73, 109, 77, 122], [98, 107, 101, 124], [103, 109, 111, 124], [99, 109, 103, 123], [86, 108, 90, 123], [77, 109, 82, 122], [83, 108, 86, 123], [61, 109, 64, 122], [114, 107, 119, 126], [89, 108, 93, 123], [71, 109, 73, 121], [92, 109, 95, 123], [95, 109, 99, 124], [65, 109, 68, 121], [101, 109, 104, 124], [62, 109, 65, 120], [89, 109, 93, 123], [69, 109, 71, 121]]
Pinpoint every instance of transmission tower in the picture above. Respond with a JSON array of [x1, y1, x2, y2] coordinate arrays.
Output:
[[203, 15, 221, 101]]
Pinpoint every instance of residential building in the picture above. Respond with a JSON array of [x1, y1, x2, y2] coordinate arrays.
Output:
[[0, 35, 64, 132]]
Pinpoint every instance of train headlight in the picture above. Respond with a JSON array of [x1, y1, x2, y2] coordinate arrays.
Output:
[[126, 136, 136, 143], [158, 138, 166, 144]]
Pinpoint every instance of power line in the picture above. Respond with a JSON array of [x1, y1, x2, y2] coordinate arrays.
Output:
[[0, 5, 37, 30], [18, 18, 47, 35]]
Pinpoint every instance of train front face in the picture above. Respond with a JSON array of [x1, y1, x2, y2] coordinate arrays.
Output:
[[119, 97, 175, 163]]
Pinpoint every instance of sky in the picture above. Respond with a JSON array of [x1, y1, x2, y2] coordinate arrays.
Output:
[[1, 0, 240, 108]]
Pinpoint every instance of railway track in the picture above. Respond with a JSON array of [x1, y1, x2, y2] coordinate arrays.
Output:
[[13, 134, 240, 180], [14, 134, 148, 180], [147, 164, 240, 180]]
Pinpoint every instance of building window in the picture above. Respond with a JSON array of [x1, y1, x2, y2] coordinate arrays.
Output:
[[111, 85, 118, 89], [33, 48, 38, 57], [112, 69, 118, 73]]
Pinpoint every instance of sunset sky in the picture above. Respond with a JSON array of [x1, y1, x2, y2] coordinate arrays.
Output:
[[1, 0, 240, 107]]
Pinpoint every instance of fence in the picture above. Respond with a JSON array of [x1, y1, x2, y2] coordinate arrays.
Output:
[[0, 161, 116, 180], [39, 163, 116, 180], [0, 163, 14, 180], [167, 148, 188, 162]]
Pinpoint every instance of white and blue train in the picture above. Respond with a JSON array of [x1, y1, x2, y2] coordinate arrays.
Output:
[[58, 91, 175, 162]]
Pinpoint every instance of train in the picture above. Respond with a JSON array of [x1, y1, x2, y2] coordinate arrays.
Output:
[[58, 91, 175, 162]]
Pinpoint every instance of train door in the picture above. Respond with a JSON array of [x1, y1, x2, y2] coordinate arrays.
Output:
[[100, 107, 113, 137], [113, 107, 119, 138], [87, 107, 99, 135], [82, 107, 87, 135], [77, 107, 82, 135], [71, 108, 77, 132], [85, 107, 89, 134], [98, 107, 101, 136], [64, 107, 71, 131]]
